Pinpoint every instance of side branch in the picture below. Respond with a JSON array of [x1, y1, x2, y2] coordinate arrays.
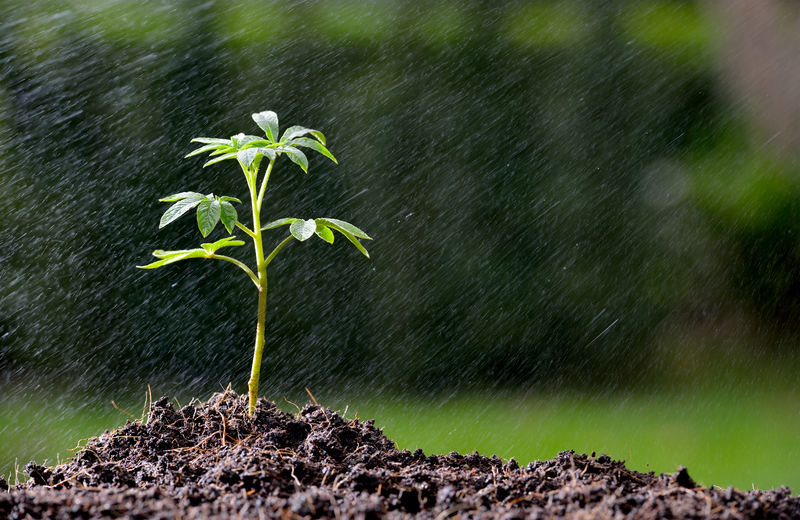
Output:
[[236, 221, 256, 239], [264, 235, 294, 267], [211, 254, 260, 289]]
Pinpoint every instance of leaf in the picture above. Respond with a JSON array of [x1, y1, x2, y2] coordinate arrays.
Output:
[[219, 196, 242, 203], [276, 145, 308, 173], [316, 218, 370, 258], [315, 224, 334, 244], [196, 197, 221, 237], [220, 201, 238, 233], [290, 219, 316, 241], [257, 147, 277, 162], [318, 217, 372, 239], [159, 191, 204, 202], [287, 137, 337, 164], [159, 197, 203, 228], [262, 217, 298, 230], [200, 236, 245, 254], [136, 249, 207, 269], [191, 137, 232, 145], [280, 126, 325, 145], [203, 152, 237, 168], [237, 148, 259, 168], [252, 111, 279, 141], [239, 140, 273, 149], [185, 144, 226, 158]]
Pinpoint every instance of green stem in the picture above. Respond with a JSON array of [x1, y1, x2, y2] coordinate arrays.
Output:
[[247, 158, 275, 416], [211, 254, 260, 288], [265, 235, 294, 267], [235, 222, 256, 240]]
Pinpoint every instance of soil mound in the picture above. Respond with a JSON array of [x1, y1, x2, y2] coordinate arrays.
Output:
[[2, 390, 798, 519]]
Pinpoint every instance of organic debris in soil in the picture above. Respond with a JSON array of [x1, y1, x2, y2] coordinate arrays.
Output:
[[2, 390, 798, 519]]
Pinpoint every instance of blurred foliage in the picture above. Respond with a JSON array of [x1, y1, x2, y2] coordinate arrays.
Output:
[[1, 0, 799, 396]]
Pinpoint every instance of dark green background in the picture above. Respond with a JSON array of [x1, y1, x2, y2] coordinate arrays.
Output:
[[2, 0, 799, 398]]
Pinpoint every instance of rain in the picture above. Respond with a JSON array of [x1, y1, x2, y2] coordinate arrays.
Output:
[[1, 0, 799, 492]]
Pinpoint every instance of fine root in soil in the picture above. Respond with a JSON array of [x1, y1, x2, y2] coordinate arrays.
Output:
[[2, 389, 798, 519]]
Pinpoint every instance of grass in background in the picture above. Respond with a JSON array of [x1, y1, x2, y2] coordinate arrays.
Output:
[[1, 387, 798, 491]]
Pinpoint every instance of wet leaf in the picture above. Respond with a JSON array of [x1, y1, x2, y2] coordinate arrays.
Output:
[[197, 197, 221, 237], [316, 218, 370, 258], [276, 145, 308, 173], [137, 249, 207, 269], [159, 197, 203, 228], [287, 137, 337, 164], [290, 219, 316, 241], [185, 144, 226, 158], [319, 218, 371, 239], [237, 148, 259, 168], [252, 111, 279, 141], [159, 192, 204, 202], [203, 152, 237, 168], [262, 217, 298, 230], [220, 201, 238, 233], [191, 137, 231, 145], [281, 126, 325, 144], [200, 236, 245, 254], [315, 224, 334, 244]]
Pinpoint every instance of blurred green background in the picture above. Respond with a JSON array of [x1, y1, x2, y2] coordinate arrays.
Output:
[[1, 0, 799, 490]]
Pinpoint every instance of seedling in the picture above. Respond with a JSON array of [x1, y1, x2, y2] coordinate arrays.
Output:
[[138, 111, 371, 415]]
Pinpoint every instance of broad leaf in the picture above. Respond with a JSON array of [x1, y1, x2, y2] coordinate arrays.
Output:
[[262, 217, 298, 230], [219, 196, 242, 203], [159, 192, 203, 202], [197, 197, 221, 237], [220, 201, 238, 233], [252, 111, 279, 141], [203, 152, 237, 168], [276, 145, 308, 173], [257, 147, 277, 162], [280, 126, 325, 144], [191, 137, 232, 145], [136, 249, 207, 269], [200, 236, 245, 254], [185, 144, 226, 158], [319, 217, 372, 239], [315, 224, 334, 244], [160, 197, 203, 228], [290, 219, 316, 241], [239, 140, 273, 149], [288, 137, 337, 164], [237, 148, 259, 168]]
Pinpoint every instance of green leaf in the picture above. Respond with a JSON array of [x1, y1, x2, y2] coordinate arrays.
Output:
[[160, 197, 203, 228], [319, 217, 372, 239], [219, 196, 242, 203], [136, 249, 207, 269], [276, 145, 308, 173], [261, 217, 298, 230], [197, 197, 221, 237], [191, 137, 232, 145], [257, 147, 277, 162], [239, 140, 273, 149], [185, 144, 226, 158], [280, 126, 325, 144], [316, 218, 371, 258], [315, 224, 334, 244], [200, 236, 245, 254], [203, 152, 237, 168], [209, 147, 235, 156], [220, 201, 238, 233], [252, 111, 279, 141], [287, 137, 337, 164], [159, 191, 204, 202], [290, 219, 316, 241], [237, 148, 259, 168]]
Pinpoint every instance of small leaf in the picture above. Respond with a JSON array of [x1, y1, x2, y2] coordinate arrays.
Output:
[[191, 137, 232, 145], [315, 224, 334, 244], [185, 144, 226, 158], [237, 148, 259, 168], [252, 111, 279, 141], [277, 145, 308, 173], [287, 137, 337, 164], [290, 219, 316, 241], [159, 192, 204, 202], [316, 218, 370, 258], [220, 201, 238, 233], [239, 140, 273, 149], [196, 197, 221, 237], [160, 197, 203, 228], [200, 236, 245, 254], [136, 249, 207, 269], [319, 217, 372, 239], [203, 152, 237, 168], [219, 196, 242, 203], [258, 147, 277, 162], [262, 217, 298, 230], [209, 147, 235, 156]]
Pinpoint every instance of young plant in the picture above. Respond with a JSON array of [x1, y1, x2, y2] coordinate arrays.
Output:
[[138, 111, 371, 415]]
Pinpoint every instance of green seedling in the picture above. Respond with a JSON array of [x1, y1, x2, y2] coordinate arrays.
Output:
[[138, 111, 371, 415]]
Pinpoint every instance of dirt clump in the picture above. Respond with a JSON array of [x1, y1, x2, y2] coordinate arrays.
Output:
[[2, 390, 798, 519]]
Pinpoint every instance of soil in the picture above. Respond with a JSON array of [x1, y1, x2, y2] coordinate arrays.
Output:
[[1, 390, 798, 519]]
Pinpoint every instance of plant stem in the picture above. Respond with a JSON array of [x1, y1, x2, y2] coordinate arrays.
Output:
[[247, 158, 275, 416], [210, 254, 260, 288]]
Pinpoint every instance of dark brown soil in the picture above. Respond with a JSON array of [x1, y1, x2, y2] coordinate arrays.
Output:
[[2, 390, 798, 519]]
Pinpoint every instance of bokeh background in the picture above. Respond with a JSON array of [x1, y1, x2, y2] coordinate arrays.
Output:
[[2, 0, 799, 489]]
